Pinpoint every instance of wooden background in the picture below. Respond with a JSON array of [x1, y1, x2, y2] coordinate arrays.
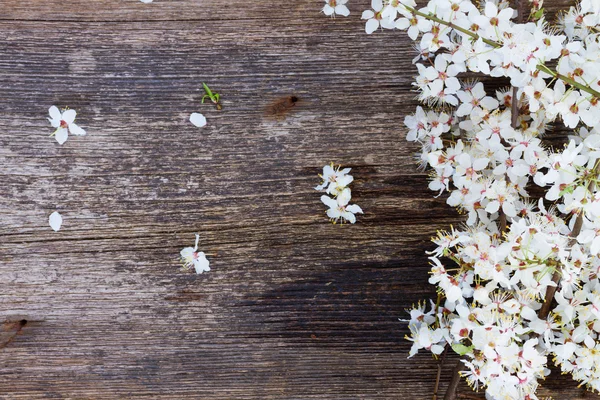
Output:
[[0, 0, 595, 398]]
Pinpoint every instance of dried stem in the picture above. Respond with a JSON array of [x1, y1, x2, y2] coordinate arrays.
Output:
[[499, 210, 507, 235], [433, 347, 449, 400], [538, 161, 600, 319], [511, 87, 520, 129], [540, 216, 585, 317], [443, 357, 464, 400]]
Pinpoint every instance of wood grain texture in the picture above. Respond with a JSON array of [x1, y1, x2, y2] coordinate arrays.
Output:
[[0, 0, 595, 399]]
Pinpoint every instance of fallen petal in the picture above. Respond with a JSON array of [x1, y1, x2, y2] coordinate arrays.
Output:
[[190, 113, 207, 127], [49, 211, 63, 232]]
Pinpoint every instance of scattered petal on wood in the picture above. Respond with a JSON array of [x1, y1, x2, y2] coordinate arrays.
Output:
[[49, 211, 63, 232], [190, 113, 207, 127]]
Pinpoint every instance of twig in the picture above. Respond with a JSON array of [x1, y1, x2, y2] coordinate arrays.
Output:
[[538, 157, 600, 319], [403, 6, 600, 99], [511, 86, 520, 129], [538, 193, 587, 319], [443, 357, 464, 400], [499, 211, 507, 236], [433, 347, 449, 400]]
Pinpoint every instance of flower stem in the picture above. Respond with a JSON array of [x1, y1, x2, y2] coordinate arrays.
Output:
[[443, 357, 464, 400], [433, 346, 448, 400], [536, 64, 600, 99], [405, 6, 499, 48]]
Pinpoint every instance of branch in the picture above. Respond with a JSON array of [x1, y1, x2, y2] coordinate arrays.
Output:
[[536, 64, 600, 100], [403, 6, 600, 99], [433, 347, 449, 400], [405, 6, 498, 47], [538, 160, 600, 319], [443, 357, 464, 400]]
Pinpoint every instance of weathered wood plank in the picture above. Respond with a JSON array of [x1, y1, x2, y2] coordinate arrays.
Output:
[[0, 1, 596, 399], [0, 0, 575, 21]]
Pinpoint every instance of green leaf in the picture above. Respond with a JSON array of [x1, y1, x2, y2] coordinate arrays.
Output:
[[451, 343, 473, 356], [533, 7, 545, 19], [559, 185, 574, 197], [202, 82, 213, 98]]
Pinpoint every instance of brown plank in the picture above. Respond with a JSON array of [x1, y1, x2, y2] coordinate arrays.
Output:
[[0, 1, 596, 399]]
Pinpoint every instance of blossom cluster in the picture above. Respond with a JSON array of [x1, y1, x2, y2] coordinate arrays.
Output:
[[325, 0, 600, 398], [316, 164, 363, 223]]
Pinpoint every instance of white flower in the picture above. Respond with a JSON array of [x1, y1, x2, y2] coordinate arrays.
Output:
[[321, 188, 363, 224], [180, 234, 210, 274], [49, 211, 62, 232], [418, 55, 461, 105], [48, 106, 86, 145], [323, 0, 349, 17], [190, 113, 207, 127], [315, 163, 353, 194], [456, 82, 499, 119], [362, 0, 394, 34], [474, 2, 513, 39], [406, 325, 446, 358]]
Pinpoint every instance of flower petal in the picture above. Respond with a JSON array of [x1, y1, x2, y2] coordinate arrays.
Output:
[[49, 211, 63, 232], [365, 18, 379, 34], [321, 195, 337, 209], [335, 5, 350, 16], [193, 252, 210, 274], [346, 204, 363, 214], [69, 123, 86, 136], [55, 128, 68, 145], [62, 109, 76, 124], [190, 112, 207, 127], [49, 106, 61, 123]]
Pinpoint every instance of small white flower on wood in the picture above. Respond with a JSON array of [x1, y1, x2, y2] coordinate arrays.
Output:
[[180, 234, 210, 274], [48, 106, 86, 145]]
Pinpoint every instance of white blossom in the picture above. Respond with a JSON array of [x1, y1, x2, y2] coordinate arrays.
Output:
[[362, 0, 394, 34], [48, 106, 86, 145], [321, 188, 363, 224], [317, 163, 362, 223], [180, 234, 210, 274], [323, 0, 350, 17]]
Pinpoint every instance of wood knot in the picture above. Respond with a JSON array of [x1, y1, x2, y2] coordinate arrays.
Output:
[[266, 95, 299, 119], [2, 319, 27, 332]]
